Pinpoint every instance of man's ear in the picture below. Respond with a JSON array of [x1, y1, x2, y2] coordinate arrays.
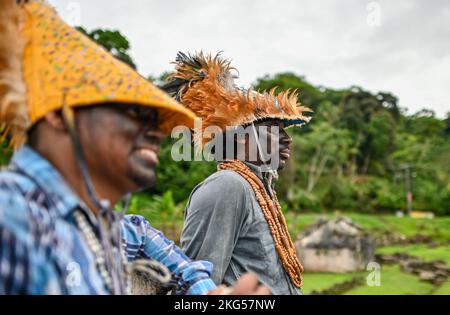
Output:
[[43, 111, 68, 132]]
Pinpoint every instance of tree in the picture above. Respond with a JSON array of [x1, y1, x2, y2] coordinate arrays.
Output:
[[338, 87, 399, 174], [444, 112, 450, 136], [76, 27, 137, 69], [254, 72, 325, 111]]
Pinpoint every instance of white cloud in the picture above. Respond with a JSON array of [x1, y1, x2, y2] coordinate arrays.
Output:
[[50, 0, 450, 117]]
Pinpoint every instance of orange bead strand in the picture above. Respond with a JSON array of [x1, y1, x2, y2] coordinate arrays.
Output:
[[219, 160, 304, 288]]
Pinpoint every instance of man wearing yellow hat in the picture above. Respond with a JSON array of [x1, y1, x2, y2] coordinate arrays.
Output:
[[0, 0, 268, 295], [163, 52, 312, 295]]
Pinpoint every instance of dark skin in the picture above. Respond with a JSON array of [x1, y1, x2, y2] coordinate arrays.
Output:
[[30, 104, 163, 213], [29, 103, 270, 295], [234, 119, 292, 171]]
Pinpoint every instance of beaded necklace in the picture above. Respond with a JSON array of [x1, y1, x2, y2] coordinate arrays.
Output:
[[73, 209, 174, 295], [219, 160, 304, 288], [73, 209, 131, 294]]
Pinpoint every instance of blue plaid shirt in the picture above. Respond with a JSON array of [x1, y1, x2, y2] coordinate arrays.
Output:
[[0, 146, 216, 295]]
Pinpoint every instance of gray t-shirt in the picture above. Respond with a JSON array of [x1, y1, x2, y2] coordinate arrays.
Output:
[[181, 163, 301, 295]]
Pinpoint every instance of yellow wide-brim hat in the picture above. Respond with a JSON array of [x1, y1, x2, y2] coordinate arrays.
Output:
[[0, 0, 196, 148]]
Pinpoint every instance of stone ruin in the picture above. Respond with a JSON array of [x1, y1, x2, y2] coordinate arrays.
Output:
[[376, 253, 450, 285], [295, 216, 375, 273]]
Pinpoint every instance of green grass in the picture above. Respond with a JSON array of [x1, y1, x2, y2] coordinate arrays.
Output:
[[128, 195, 450, 295], [344, 265, 435, 295], [286, 213, 450, 295], [301, 271, 364, 294], [377, 215, 450, 241], [377, 244, 450, 265], [303, 265, 437, 295], [433, 281, 450, 295], [285, 212, 450, 242]]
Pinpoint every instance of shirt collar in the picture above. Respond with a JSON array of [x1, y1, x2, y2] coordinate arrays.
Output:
[[11, 145, 81, 217], [243, 161, 278, 197], [243, 161, 264, 180]]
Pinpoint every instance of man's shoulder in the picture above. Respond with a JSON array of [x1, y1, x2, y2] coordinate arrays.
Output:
[[0, 168, 36, 192], [187, 169, 253, 210], [201, 169, 251, 191], [0, 169, 38, 237]]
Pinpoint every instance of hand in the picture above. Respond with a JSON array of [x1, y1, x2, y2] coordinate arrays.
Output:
[[208, 273, 271, 295]]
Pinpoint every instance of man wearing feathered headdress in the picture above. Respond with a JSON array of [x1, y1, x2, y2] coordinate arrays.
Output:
[[0, 0, 268, 295], [162, 52, 312, 295]]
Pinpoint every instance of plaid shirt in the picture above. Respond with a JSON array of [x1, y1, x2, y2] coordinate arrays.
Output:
[[0, 146, 216, 295]]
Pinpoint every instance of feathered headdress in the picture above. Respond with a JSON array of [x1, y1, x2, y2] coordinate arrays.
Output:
[[0, 0, 29, 148], [162, 51, 313, 146], [0, 0, 196, 149]]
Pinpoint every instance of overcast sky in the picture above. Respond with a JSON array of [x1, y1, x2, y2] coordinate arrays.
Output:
[[50, 0, 450, 118]]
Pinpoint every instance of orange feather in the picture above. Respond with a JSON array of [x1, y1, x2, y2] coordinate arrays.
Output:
[[166, 51, 313, 146], [0, 0, 29, 148]]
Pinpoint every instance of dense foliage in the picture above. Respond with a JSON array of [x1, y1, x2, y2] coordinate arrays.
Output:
[[3, 28, 447, 217], [153, 72, 450, 215]]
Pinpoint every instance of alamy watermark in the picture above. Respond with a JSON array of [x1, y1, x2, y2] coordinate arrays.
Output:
[[61, 1, 82, 26], [366, 262, 381, 287], [66, 261, 82, 287], [366, 1, 382, 27]]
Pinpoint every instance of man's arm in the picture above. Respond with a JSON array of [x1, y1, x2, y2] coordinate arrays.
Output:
[[181, 171, 249, 285], [122, 215, 216, 295]]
